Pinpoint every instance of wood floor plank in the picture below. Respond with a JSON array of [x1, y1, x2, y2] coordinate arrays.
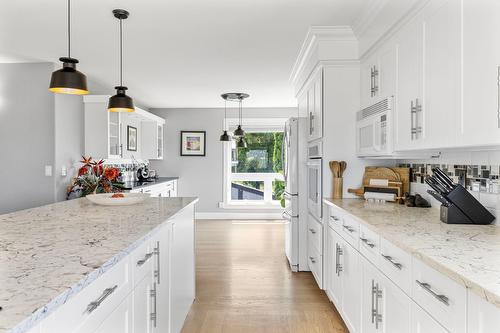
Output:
[[181, 220, 348, 333]]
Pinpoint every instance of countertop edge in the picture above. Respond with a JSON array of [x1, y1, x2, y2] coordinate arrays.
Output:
[[323, 198, 500, 310], [8, 198, 198, 333]]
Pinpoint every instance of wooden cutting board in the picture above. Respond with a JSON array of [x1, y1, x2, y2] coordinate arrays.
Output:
[[348, 167, 411, 200]]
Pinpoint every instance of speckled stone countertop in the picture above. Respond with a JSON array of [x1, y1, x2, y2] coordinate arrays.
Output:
[[0, 197, 197, 333], [324, 198, 500, 309]]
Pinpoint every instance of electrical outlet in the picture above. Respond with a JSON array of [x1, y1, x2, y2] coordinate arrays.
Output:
[[61, 166, 67, 177], [45, 165, 53, 177]]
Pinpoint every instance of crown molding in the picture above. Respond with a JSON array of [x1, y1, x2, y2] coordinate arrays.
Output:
[[289, 26, 357, 86], [351, 0, 389, 38]]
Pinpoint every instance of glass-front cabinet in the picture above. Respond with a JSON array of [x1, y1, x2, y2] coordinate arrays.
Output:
[[108, 111, 122, 158]]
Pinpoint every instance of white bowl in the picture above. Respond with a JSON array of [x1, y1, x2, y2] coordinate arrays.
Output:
[[85, 193, 150, 206]]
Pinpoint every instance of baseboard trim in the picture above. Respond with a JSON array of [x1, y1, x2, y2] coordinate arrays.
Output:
[[195, 212, 284, 220]]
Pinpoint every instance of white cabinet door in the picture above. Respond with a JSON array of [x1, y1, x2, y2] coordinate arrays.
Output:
[[395, 15, 424, 151], [362, 256, 410, 333], [467, 291, 500, 333], [154, 225, 171, 333], [410, 301, 448, 333], [108, 112, 122, 158], [157, 124, 164, 159], [339, 237, 361, 333], [461, 0, 500, 146], [378, 43, 397, 100], [170, 207, 195, 333], [307, 84, 315, 141], [360, 59, 373, 108], [94, 296, 132, 333], [307, 70, 323, 142], [422, 0, 461, 149], [326, 226, 342, 307], [133, 275, 154, 333]]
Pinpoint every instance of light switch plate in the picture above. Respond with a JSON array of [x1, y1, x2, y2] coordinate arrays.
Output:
[[45, 165, 53, 177]]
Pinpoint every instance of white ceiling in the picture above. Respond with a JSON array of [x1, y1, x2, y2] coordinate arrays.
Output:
[[0, 0, 368, 108]]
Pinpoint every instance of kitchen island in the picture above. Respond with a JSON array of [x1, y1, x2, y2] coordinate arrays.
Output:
[[0, 197, 198, 333]]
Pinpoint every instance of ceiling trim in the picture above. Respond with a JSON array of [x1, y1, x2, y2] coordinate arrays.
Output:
[[289, 26, 357, 86], [350, 0, 389, 38]]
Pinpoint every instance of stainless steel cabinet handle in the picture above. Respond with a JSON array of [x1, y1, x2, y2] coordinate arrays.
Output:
[[330, 215, 340, 222], [373, 66, 379, 95], [342, 225, 355, 233], [309, 228, 316, 234], [335, 244, 339, 274], [360, 237, 375, 248], [154, 241, 160, 284], [336, 243, 343, 276], [371, 280, 377, 324], [137, 252, 154, 266], [411, 100, 416, 140], [375, 283, 383, 329], [86, 285, 118, 313], [381, 254, 403, 270], [309, 256, 316, 263], [415, 280, 450, 306], [150, 283, 157, 327]]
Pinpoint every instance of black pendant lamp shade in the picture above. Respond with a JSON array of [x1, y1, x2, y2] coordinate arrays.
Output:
[[108, 9, 134, 113], [236, 136, 247, 148], [49, 0, 88, 95], [233, 125, 245, 137], [220, 130, 231, 142]]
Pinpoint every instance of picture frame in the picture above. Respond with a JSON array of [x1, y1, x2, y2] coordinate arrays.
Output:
[[127, 126, 137, 151], [180, 131, 206, 156]]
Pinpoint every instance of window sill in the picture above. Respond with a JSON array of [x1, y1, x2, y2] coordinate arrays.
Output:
[[219, 201, 284, 210]]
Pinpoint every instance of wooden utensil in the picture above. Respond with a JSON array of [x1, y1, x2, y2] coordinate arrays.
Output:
[[329, 161, 340, 178], [339, 161, 347, 177]]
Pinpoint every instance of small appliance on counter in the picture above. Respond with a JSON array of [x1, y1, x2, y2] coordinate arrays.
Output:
[[136, 166, 149, 181], [426, 168, 495, 225]]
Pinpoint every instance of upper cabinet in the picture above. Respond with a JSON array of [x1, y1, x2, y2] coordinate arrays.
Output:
[[303, 69, 323, 142], [84, 96, 165, 160], [361, 0, 500, 154], [360, 44, 397, 109], [461, 0, 500, 147]]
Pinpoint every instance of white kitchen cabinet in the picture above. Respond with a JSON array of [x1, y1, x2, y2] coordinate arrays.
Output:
[[361, 256, 411, 333], [306, 69, 323, 142], [142, 121, 164, 160], [394, 14, 424, 151], [135, 180, 178, 198], [133, 275, 154, 333], [422, 0, 461, 149], [467, 290, 500, 333], [108, 112, 123, 158], [95, 296, 132, 333], [360, 44, 397, 109], [170, 207, 196, 333], [325, 225, 361, 333], [410, 301, 448, 333], [461, 0, 500, 147]]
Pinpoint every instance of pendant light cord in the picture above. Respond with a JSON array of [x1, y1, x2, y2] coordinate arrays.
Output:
[[119, 18, 123, 86], [224, 100, 227, 130], [67, 0, 71, 58]]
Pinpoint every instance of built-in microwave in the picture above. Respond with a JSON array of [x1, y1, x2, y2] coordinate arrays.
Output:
[[356, 97, 393, 157]]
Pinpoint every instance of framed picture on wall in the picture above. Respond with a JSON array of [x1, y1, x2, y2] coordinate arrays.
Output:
[[180, 131, 206, 156], [127, 126, 137, 151]]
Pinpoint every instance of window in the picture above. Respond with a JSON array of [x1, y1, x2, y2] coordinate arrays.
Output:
[[221, 119, 286, 209]]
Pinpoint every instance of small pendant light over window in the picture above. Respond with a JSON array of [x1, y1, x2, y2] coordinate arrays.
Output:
[[236, 136, 247, 148], [219, 97, 231, 142], [108, 9, 134, 113], [49, 0, 88, 95]]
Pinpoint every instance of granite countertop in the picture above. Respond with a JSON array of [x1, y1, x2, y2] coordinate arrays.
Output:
[[122, 176, 179, 190], [0, 197, 197, 333], [324, 198, 500, 309]]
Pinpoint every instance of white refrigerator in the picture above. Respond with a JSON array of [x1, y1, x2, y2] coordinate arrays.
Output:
[[282, 117, 308, 272]]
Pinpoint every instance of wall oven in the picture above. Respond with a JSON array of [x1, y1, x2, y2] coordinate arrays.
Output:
[[307, 141, 322, 221]]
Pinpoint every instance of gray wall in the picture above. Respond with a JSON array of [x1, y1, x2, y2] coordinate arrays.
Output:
[[54, 94, 84, 202], [0, 63, 56, 213], [149, 107, 297, 213]]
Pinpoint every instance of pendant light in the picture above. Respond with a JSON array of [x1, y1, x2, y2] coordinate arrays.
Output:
[[233, 97, 245, 137], [236, 136, 247, 148], [108, 9, 134, 113], [219, 97, 231, 142], [49, 0, 88, 95]]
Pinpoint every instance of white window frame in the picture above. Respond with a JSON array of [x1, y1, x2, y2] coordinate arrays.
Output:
[[220, 118, 287, 210]]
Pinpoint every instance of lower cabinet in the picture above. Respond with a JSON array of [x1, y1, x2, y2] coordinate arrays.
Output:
[[410, 301, 448, 333], [37, 204, 195, 333]]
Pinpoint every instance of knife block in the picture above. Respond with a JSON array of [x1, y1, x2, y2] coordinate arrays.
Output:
[[443, 185, 495, 225], [332, 178, 343, 199]]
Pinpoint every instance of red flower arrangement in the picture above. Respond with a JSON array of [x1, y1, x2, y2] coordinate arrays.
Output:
[[67, 156, 125, 199]]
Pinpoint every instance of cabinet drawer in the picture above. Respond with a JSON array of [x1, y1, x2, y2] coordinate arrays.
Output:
[[340, 214, 359, 250], [411, 258, 466, 333], [307, 215, 323, 253], [308, 239, 323, 289], [328, 206, 344, 235], [130, 238, 156, 285], [358, 224, 380, 265], [42, 258, 130, 333], [379, 237, 411, 294]]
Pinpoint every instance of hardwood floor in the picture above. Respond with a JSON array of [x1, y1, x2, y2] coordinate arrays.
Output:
[[181, 220, 348, 333]]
